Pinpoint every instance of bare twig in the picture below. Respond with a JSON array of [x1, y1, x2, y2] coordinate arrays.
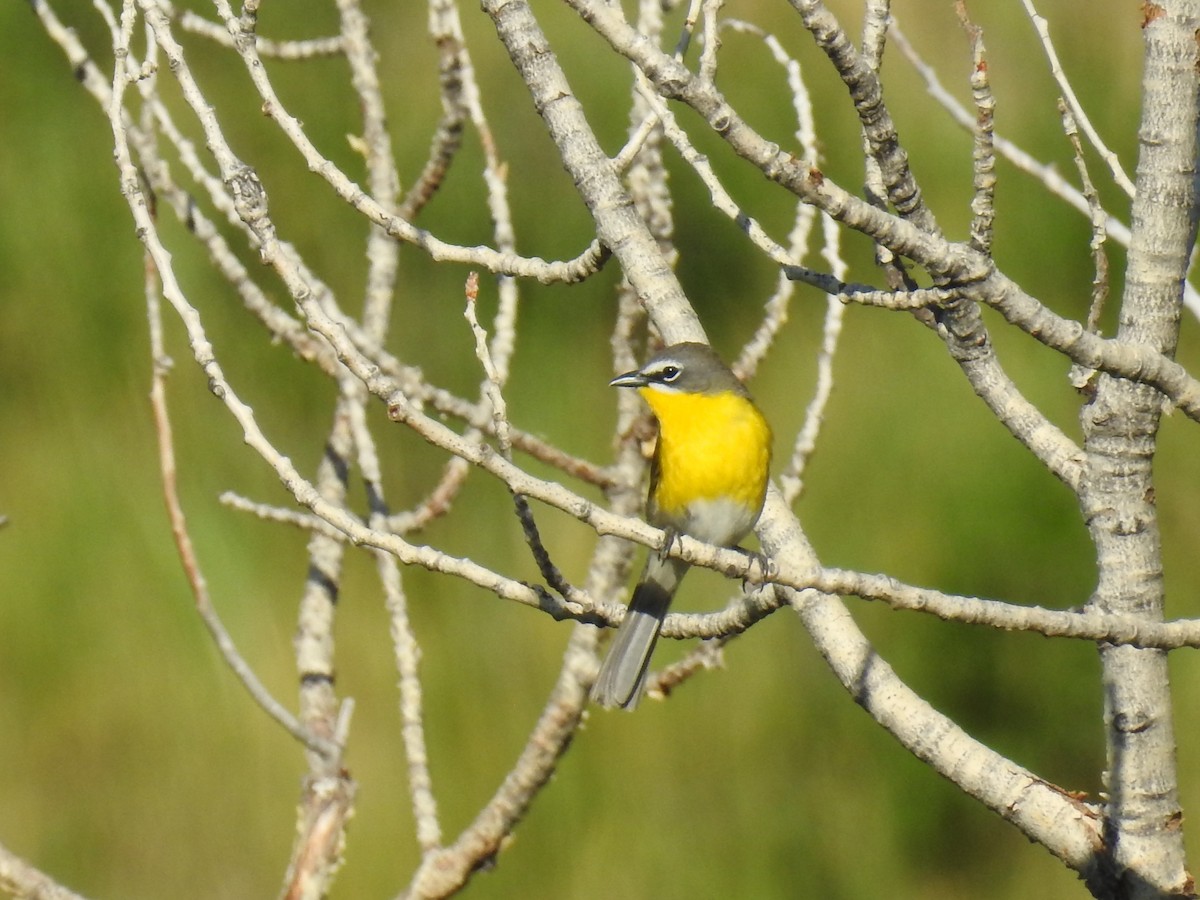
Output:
[[178, 10, 344, 58], [279, 770, 356, 900], [380, 534, 442, 854], [143, 218, 338, 760], [465, 274, 584, 603], [721, 18, 823, 381], [888, 18, 1130, 241], [1061, 99, 1111, 391], [23, 0, 1200, 895], [645, 636, 728, 700], [1019, 0, 1136, 196], [956, 3, 996, 255], [220, 492, 350, 540], [401, 627, 591, 899], [115, 1, 338, 763], [0, 840, 89, 900]]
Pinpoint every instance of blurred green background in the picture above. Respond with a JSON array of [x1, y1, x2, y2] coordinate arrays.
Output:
[[3, 1, 1199, 898]]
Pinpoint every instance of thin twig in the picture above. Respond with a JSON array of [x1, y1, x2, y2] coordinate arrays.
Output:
[[342, 386, 444, 853], [887, 14, 1200, 322], [956, 2, 996, 255], [465, 275, 584, 604], [789, 0, 938, 233], [380, 531, 442, 853], [220, 492, 350, 539], [401, 626, 592, 899], [888, 18, 1129, 239], [784, 268, 959, 309], [1019, 0, 1136, 197], [645, 636, 728, 700], [1061, 99, 1111, 391], [0, 839, 89, 900], [143, 222, 338, 761], [112, 0, 338, 762], [779, 221, 847, 504], [722, 18, 822, 380], [179, 10, 344, 58]]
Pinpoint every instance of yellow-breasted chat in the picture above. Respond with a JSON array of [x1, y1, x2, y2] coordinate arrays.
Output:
[[592, 342, 772, 709]]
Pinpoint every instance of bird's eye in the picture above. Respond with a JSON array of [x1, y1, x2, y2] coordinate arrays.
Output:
[[659, 365, 681, 382]]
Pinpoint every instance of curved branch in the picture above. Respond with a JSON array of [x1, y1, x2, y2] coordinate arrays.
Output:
[[401, 627, 591, 899], [0, 841, 88, 900]]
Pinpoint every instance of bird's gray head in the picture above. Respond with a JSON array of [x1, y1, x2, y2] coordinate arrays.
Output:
[[610, 342, 749, 397]]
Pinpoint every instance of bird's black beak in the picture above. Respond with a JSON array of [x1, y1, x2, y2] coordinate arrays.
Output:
[[610, 369, 647, 389]]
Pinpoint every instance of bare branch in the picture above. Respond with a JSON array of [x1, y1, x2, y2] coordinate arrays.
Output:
[[956, 3, 997, 255], [401, 627, 591, 899], [485, 0, 704, 341], [1078, 3, 1199, 888], [220, 493, 350, 540], [559, 0, 1095, 495], [133, 75, 340, 762], [0, 841, 89, 900], [21, 0, 1200, 895], [178, 10, 344, 58], [788, 0, 937, 233], [890, 15, 1200, 320], [1019, 0, 1136, 197], [465, 274, 584, 603], [146, 279, 338, 760]]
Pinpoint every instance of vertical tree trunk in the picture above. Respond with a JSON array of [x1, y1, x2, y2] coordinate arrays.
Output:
[[1082, 3, 1199, 896]]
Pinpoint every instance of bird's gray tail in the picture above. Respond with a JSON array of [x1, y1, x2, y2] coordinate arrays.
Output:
[[591, 557, 688, 709]]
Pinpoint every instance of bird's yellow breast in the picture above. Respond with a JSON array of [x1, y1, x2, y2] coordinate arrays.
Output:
[[638, 386, 772, 536]]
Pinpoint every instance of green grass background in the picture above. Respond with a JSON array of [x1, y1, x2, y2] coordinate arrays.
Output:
[[3, 1, 1200, 898]]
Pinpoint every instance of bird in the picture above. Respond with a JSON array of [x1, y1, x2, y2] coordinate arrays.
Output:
[[591, 342, 772, 709]]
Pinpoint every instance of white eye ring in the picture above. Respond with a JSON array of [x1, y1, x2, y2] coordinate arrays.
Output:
[[659, 365, 681, 382]]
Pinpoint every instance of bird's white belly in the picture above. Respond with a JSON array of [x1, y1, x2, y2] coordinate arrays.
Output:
[[670, 495, 758, 546]]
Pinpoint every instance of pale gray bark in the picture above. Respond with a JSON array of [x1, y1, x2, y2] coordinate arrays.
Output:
[[13, 1, 1200, 898], [1079, 4, 1200, 896]]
